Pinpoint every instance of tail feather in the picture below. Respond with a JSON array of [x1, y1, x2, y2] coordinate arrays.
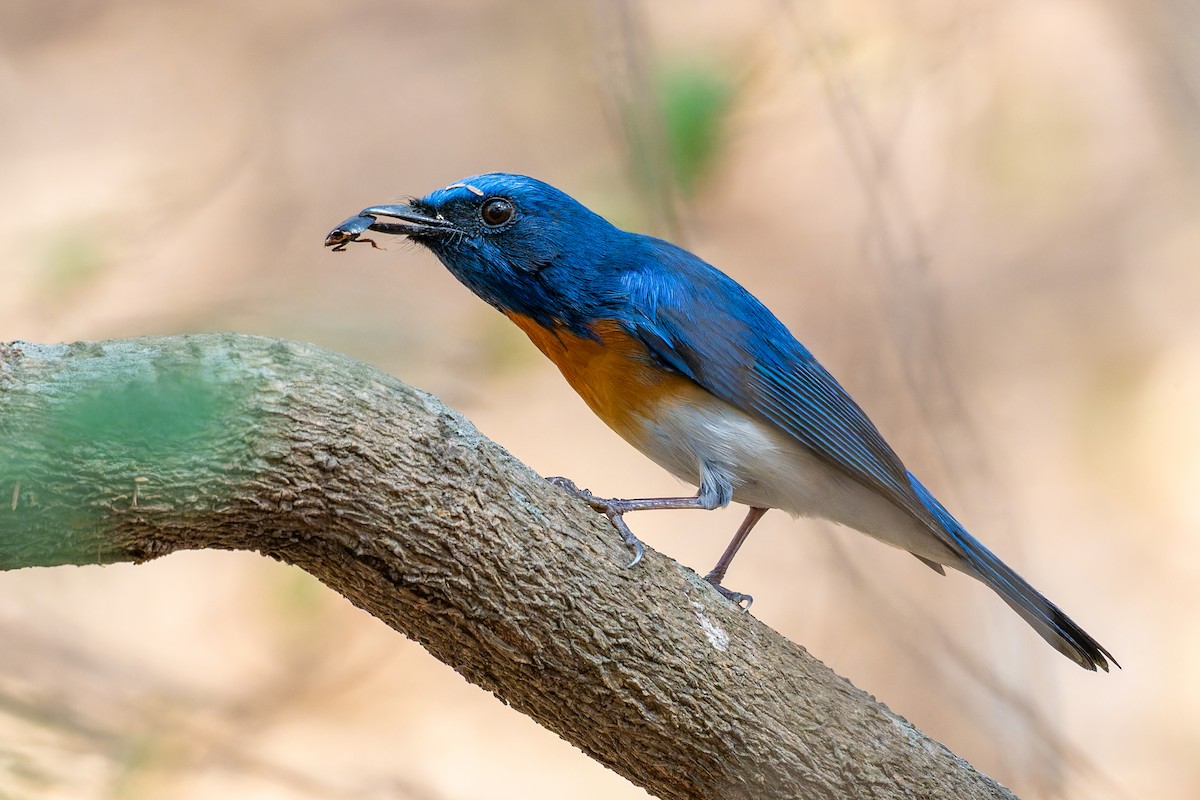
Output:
[[908, 474, 1118, 672]]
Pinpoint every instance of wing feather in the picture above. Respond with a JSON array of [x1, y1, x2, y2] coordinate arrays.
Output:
[[619, 247, 947, 539]]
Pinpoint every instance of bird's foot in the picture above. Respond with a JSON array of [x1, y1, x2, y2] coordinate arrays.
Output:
[[703, 573, 753, 610], [547, 476, 645, 568]]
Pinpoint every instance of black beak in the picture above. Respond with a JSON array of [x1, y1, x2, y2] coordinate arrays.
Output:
[[325, 203, 455, 251]]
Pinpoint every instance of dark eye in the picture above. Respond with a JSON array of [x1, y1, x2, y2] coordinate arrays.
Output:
[[481, 197, 514, 227]]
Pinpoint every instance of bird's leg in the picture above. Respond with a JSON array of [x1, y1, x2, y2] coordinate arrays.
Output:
[[548, 478, 765, 609], [547, 477, 718, 568], [703, 506, 768, 609]]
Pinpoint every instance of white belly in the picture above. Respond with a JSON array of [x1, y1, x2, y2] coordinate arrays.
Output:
[[631, 396, 960, 567]]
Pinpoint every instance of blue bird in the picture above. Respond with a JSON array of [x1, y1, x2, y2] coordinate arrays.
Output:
[[326, 173, 1116, 671]]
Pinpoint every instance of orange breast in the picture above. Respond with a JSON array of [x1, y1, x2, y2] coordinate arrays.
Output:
[[504, 312, 691, 442]]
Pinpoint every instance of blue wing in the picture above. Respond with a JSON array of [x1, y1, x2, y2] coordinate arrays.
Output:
[[618, 240, 942, 537]]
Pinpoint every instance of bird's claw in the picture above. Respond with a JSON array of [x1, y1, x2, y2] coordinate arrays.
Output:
[[547, 476, 645, 568], [547, 475, 586, 496], [704, 574, 753, 610], [606, 511, 645, 567]]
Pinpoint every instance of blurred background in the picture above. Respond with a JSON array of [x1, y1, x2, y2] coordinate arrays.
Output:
[[1, 0, 1196, 797]]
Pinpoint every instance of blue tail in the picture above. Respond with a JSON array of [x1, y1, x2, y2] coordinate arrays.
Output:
[[908, 474, 1116, 671]]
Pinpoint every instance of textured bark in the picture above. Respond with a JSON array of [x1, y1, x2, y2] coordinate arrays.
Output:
[[0, 334, 1017, 800]]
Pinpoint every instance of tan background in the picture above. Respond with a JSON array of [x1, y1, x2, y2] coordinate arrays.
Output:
[[1, 1, 1196, 798]]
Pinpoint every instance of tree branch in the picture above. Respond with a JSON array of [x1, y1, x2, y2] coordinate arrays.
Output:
[[0, 334, 1017, 800]]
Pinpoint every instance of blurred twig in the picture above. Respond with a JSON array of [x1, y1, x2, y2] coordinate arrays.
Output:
[[777, 0, 984, 475], [589, 0, 684, 239]]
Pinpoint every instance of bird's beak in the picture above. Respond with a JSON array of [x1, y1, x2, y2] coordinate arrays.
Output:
[[325, 203, 455, 251]]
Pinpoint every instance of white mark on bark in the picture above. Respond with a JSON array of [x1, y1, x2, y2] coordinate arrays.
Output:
[[692, 602, 729, 651], [133, 475, 149, 509]]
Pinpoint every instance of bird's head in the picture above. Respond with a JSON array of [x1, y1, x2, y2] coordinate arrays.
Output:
[[328, 173, 637, 331]]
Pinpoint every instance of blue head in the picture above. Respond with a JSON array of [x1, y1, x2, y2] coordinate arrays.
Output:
[[352, 173, 649, 332]]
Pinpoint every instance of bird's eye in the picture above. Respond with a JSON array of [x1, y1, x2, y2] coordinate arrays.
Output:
[[481, 197, 514, 227]]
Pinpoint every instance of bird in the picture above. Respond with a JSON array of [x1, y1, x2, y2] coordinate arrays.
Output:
[[325, 172, 1117, 671]]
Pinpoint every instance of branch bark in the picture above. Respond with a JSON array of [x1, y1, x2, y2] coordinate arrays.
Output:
[[0, 334, 1017, 800]]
